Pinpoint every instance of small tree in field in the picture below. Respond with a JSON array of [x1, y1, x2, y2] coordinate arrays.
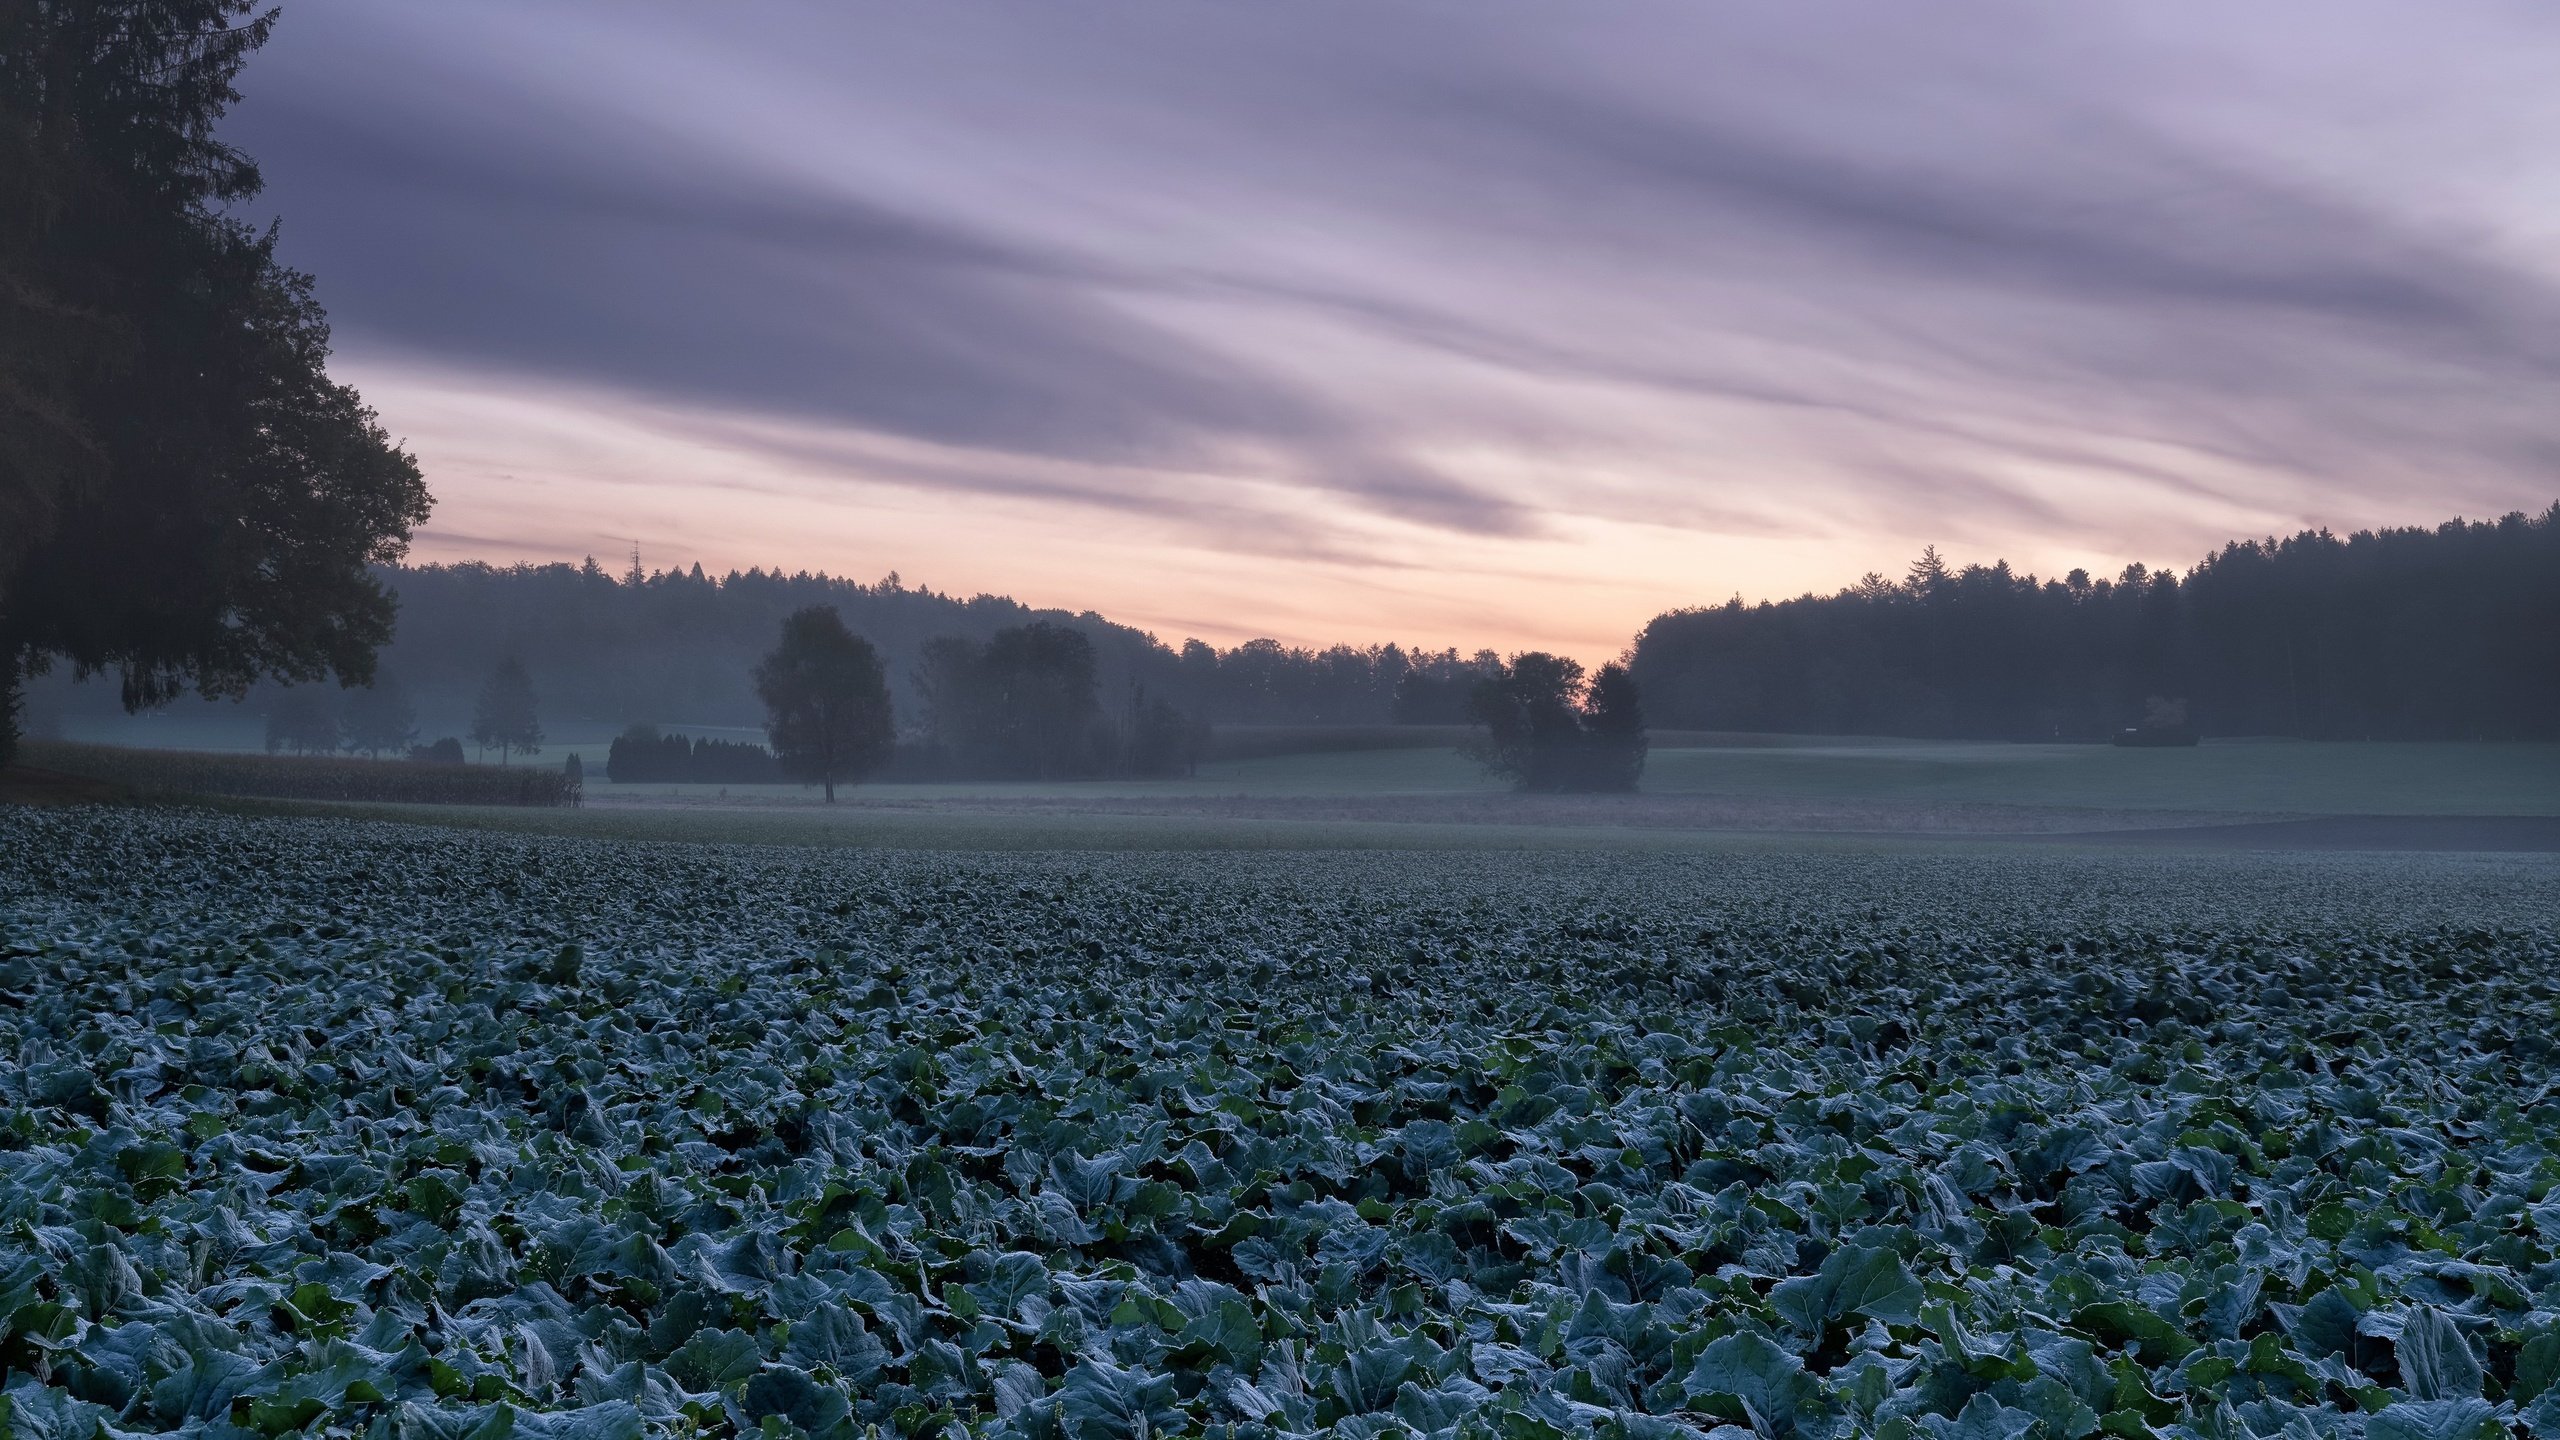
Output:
[[264, 687, 340, 755], [470, 658, 542, 763], [341, 673, 418, 758], [755, 607, 894, 802]]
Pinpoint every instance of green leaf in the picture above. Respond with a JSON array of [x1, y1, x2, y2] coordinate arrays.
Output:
[[1920, 1394, 2039, 1440], [2271, 1287, 2361, 1359], [1681, 1332, 1823, 1437], [990, 1360, 1048, 1419], [665, 1327, 762, 1391], [2070, 1302, 2196, 1364], [1056, 1358, 1178, 1440], [2398, 1308, 2483, 1402], [2518, 1332, 2560, 1407], [0, 1384, 112, 1440], [2017, 1376, 2100, 1440], [739, 1364, 851, 1436], [1175, 1299, 1266, 1368], [491, 1402, 645, 1440], [1769, 1242, 1923, 1333], [2366, 1399, 2502, 1440]]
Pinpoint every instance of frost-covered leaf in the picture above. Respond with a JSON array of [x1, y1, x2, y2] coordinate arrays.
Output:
[[2398, 1309, 2483, 1402]]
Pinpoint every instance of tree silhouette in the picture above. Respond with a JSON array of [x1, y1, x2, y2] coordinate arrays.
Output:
[[754, 607, 893, 802], [0, 2, 430, 767], [263, 687, 338, 756], [1464, 653, 1650, 792], [980, 622, 1099, 780], [340, 672, 418, 758], [911, 622, 1101, 778], [470, 658, 542, 764], [1579, 663, 1648, 792], [1467, 653, 1586, 791], [1629, 508, 2560, 742]]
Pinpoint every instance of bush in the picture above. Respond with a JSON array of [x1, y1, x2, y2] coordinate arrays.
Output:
[[605, 725, 782, 783], [21, 741, 578, 806]]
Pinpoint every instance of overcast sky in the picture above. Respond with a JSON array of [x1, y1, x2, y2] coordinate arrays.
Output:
[[226, 2, 2560, 656]]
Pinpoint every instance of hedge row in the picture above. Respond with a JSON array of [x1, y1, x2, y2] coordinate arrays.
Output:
[[15, 741, 580, 807]]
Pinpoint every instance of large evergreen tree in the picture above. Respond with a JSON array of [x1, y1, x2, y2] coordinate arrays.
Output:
[[0, 1, 431, 764]]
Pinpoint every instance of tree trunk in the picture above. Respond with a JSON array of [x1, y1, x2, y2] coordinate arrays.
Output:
[[823, 775, 835, 803], [0, 652, 20, 772]]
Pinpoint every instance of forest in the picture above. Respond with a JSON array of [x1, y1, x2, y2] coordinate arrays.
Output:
[[162, 558, 1495, 741], [21, 507, 2560, 752], [1630, 506, 2560, 741]]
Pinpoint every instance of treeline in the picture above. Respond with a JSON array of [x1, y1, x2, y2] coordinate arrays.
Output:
[[109, 560, 1499, 739], [917, 623, 1206, 779], [1630, 506, 2560, 741], [603, 621, 1213, 785]]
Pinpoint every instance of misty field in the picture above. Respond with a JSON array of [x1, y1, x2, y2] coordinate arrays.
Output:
[[456, 737, 2560, 853], [6, 806, 2560, 1440]]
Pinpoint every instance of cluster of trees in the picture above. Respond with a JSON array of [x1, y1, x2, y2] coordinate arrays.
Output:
[[1, 2, 429, 766], [260, 676, 420, 758], [605, 727, 782, 785], [917, 622, 1205, 779], [70, 560, 1501, 744], [1465, 655, 1648, 792], [1169, 638, 1494, 725], [1631, 507, 2560, 741], [258, 655, 546, 763], [733, 611, 1212, 799]]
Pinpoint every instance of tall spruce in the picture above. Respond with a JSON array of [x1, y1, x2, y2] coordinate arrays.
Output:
[[0, 1, 430, 766]]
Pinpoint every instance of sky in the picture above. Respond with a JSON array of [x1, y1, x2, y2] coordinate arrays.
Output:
[[225, 2, 2560, 659]]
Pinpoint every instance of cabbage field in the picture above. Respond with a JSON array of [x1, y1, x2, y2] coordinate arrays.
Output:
[[3, 808, 2559, 1440]]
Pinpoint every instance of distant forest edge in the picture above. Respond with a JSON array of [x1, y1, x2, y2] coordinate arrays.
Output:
[[24, 559, 1500, 745], [1631, 504, 2560, 742], [23, 502, 2560, 747]]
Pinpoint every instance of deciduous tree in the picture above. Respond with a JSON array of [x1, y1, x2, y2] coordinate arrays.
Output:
[[263, 686, 338, 756], [754, 607, 893, 801], [1464, 653, 1650, 792], [470, 658, 542, 764], [340, 673, 418, 758]]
